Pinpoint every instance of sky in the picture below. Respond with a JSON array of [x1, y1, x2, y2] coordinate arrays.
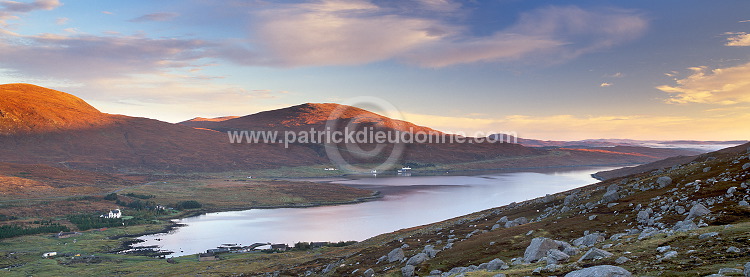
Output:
[[0, 0, 749, 140]]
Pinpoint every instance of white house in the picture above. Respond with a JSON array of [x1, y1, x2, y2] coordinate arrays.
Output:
[[42, 252, 57, 258], [101, 209, 121, 219]]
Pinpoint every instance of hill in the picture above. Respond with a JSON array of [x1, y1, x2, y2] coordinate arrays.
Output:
[[0, 84, 697, 173], [0, 84, 326, 172]]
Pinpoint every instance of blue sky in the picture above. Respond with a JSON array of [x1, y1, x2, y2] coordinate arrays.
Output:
[[1, 0, 749, 140]]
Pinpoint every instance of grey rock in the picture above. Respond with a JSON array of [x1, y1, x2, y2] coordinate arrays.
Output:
[[728, 187, 738, 195], [485, 258, 508, 270], [564, 193, 578, 206], [523, 237, 561, 263], [727, 246, 741, 253], [740, 200, 749, 207], [656, 246, 671, 253], [638, 227, 661, 240], [704, 167, 712, 173], [401, 265, 415, 277], [496, 216, 508, 224], [423, 245, 439, 258], [675, 205, 686, 214], [744, 262, 750, 277], [492, 274, 507, 277], [573, 233, 606, 247], [589, 215, 598, 220], [660, 250, 678, 260], [565, 265, 632, 277], [577, 248, 613, 262], [744, 163, 750, 170], [718, 268, 742, 275], [699, 232, 719, 240], [615, 256, 630, 264], [388, 248, 405, 262], [322, 263, 337, 274], [673, 219, 698, 232], [377, 255, 388, 264], [637, 209, 651, 224], [686, 203, 711, 220], [363, 268, 375, 277], [602, 190, 621, 203], [491, 224, 501, 230], [546, 249, 570, 263], [610, 233, 627, 241], [657, 176, 672, 188], [406, 253, 429, 266]]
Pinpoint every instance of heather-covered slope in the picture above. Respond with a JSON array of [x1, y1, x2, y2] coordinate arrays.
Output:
[[0, 84, 326, 172]]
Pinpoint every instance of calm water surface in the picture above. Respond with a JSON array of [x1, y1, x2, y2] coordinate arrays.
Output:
[[135, 167, 616, 256]]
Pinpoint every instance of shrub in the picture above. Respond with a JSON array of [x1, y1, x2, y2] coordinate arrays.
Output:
[[175, 200, 202, 210]]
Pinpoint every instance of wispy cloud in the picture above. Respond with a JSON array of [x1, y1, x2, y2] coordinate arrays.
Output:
[[224, 1, 647, 67], [129, 12, 179, 22], [657, 62, 750, 105], [725, 32, 750, 46], [55, 17, 68, 25], [0, 0, 60, 26], [600, 82, 612, 87], [0, 32, 212, 80]]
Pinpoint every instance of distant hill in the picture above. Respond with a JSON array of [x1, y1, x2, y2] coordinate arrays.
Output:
[[179, 103, 443, 134], [0, 84, 701, 173]]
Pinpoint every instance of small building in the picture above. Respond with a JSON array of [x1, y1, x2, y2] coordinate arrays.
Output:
[[270, 244, 288, 251], [101, 209, 121, 219], [42, 252, 57, 258], [198, 253, 218, 261], [54, 231, 82, 239], [310, 242, 327, 248]]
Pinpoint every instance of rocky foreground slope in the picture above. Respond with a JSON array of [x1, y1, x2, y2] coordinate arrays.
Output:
[[235, 142, 750, 276]]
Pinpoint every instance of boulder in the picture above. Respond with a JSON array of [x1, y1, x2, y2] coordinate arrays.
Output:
[[388, 248, 405, 262], [656, 176, 672, 188], [496, 216, 509, 224], [744, 163, 750, 170], [685, 203, 710, 220], [727, 246, 741, 253], [485, 258, 508, 271], [523, 237, 561, 263], [406, 253, 429, 266], [602, 190, 621, 203], [565, 265, 632, 277], [401, 265, 415, 277], [363, 268, 375, 277], [564, 193, 578, 206], [577, 248, 613, 262], [491, 224, 501, 230], [637, 207, 653, 223], [673, 219, 698, 232], [573, 233, 606, 247], [422, 245, 439, 258], [615, 256, 630, 264], [546, 249, 570, 264], [699, 232, 719, 240], [744, 261, 750, 277]]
